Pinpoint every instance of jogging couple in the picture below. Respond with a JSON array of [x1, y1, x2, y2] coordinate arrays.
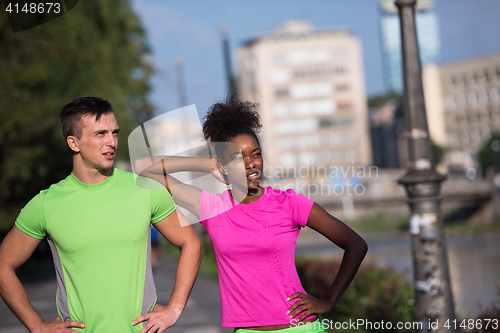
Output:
[[0, 96, 367, 333]]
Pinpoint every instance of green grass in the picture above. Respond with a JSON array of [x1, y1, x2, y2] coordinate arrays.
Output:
[[349, 212, 408, 234], [349, 211, 500, 236], [443, 219, 500, 235]]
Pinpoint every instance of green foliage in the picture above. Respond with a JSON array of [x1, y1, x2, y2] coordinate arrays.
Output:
[[468, 289, 500, 333], [0, 1, 153, 232], [431, 140, 444, 165], [367, 91, 402, 108], [194, 244, 418, 332], [478, 133, 500, 175], [296, 258, 417, 333]]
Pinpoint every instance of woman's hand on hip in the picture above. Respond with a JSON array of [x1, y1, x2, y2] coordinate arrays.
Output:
[[286, 292, 334, 322]]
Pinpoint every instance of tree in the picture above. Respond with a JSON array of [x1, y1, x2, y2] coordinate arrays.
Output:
[[0, 0, 154, 232], [478, 133, 500, 176]]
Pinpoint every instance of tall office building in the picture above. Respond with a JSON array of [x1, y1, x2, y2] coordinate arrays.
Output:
[[379, 0, 440, 93], [237, 20, 371, 177]]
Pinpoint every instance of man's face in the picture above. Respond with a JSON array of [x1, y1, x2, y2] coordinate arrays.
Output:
[[71, 112, 120, 172]]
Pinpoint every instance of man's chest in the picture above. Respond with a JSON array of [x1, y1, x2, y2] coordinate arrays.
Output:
[[44, 190, 151, 253]]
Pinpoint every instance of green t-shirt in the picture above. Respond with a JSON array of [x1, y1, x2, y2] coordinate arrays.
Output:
[[15, 168, 176, 333]]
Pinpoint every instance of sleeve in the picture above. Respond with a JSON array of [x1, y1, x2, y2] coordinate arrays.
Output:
[[15, 192, 47, 239], [198, 190, 216, 226], [149, 186, 177, 224], [286, 189, 315, 228]]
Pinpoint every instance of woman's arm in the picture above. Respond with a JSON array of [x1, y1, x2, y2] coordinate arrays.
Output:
[[134, 156, 226, 218], [287, 203, 368, 321], [141, 169, 202, 218], [134, 155, 214, 176]]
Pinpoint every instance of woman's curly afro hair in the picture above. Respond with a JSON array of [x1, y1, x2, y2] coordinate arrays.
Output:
[[202, 93, 262, 144]]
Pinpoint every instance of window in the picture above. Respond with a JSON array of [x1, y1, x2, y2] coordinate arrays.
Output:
[[490, 89, 499, 101], [274, 118, 318, 134], [467, 92, 477, 106], [270, 70, 292, 84], [319, 117, 352, 128], [290, 83, 333, 98], [488, 107, 494, 122], [275, 88, 289, 97], [279, 153, 297, 166], [485, 70, 491, 84], [272, 54, 286, 64], [273, 104, 289, 118], [337, 101, 352, 111], [332, 49, 347, 59], [478, 91, 489, 104]]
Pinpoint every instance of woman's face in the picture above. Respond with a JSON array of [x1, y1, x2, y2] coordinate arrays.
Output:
[[222, 134, 263, 191]]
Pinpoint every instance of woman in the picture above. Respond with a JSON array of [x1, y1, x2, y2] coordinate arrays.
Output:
[[134, 95, 368, 332]]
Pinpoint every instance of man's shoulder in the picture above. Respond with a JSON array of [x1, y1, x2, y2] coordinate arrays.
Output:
[[127, 169, 168, 191], [41, 174, 74, 194], [113, 167, 134, 181], [114, 168, 150, 183]]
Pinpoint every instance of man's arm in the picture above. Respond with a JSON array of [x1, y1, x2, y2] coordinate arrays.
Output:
[[0, 226, 85, 333], [132, 209, 202, 333]]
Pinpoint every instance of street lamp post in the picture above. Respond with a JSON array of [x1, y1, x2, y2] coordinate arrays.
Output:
[[395, 1, 457, 332], [174, 58, 187, 108], [220, 25, 235, 94]]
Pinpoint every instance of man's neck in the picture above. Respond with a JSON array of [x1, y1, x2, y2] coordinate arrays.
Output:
[[72, 166, 113, 185]]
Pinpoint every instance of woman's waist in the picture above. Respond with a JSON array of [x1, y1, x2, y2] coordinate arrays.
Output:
[[234, 317, 319, 331]]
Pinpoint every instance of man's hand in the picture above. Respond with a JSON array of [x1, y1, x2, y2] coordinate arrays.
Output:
[[132, 304, 182, 333], [37, 317, 85, 333], [286, 292, 334, 322]]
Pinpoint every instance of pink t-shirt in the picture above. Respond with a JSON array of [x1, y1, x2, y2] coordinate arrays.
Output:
[[199, 186, 316, 327]]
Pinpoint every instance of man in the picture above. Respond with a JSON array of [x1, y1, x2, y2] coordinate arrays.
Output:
[[0, 97, 202, 333]]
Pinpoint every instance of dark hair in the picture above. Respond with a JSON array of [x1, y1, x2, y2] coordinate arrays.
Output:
[[202, 94, 262, 154], [60, 97, 113, 139]]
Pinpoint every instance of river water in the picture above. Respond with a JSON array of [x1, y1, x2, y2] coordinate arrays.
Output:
[[296, 230, 500, 318]]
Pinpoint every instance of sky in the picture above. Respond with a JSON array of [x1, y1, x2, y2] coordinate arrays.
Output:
[[130, 0, 500, 120]]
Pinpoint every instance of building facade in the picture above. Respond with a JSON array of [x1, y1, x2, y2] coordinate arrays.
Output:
[[379, 0, 440, 93], [237, 20, 372, 179], [423, 53, 500, 172]]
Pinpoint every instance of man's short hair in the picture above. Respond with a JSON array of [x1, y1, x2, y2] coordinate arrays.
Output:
[[60, 97, 113, 139]]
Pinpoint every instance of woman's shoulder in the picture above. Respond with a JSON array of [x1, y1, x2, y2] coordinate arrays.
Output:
[[201, 189, 231, 202], [263, 186, 305, 204], [200, 189, 234, 210], [265, 186, 301, 197], [265, 186, 314, 206]]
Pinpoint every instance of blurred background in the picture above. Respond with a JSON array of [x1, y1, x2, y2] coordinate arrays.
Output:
[[1, 0, 500, 332]]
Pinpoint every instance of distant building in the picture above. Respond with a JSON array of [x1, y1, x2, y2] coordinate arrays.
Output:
[[379, 0, 440, 93], [423, 53, 500, 172], [237, 20, 371, 177], [369, 99, 405, 169]]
